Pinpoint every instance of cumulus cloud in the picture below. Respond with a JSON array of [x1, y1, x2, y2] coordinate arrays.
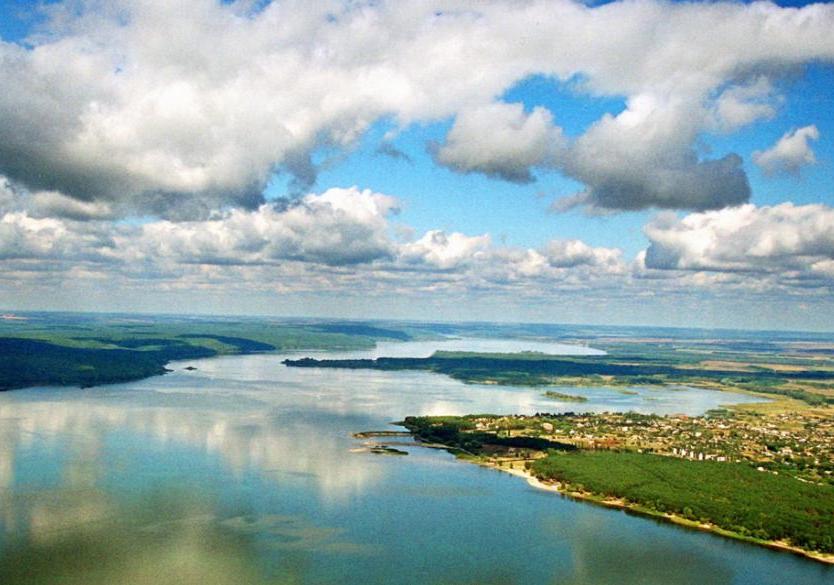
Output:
[[0, 185, 400, 268], [643, 203, 834, 279], [556, 94, 751, 211], [543, 239, 623, 272], [433, 102, 565, 183], [710, 76, 779, 132], [2, 186, 832, 317], [1, 0, 834, 321], [810, 259, 834, 279], [0, 176, 114, 221], [753, 125, 820, 176], [0, 176, 633, 294], [0, 0, 832, 216], [0, 212, 113, 262], [399, 230, 491, 270], [130, 186, 400, 267]]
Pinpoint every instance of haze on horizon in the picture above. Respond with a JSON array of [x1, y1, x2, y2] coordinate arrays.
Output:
[[1, 0, 833, 331]]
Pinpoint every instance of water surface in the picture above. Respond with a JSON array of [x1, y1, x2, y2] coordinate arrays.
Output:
[[0, 339, 829, 584]]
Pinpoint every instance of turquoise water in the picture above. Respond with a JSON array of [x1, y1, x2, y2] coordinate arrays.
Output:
[[0, 340, 830, 584]]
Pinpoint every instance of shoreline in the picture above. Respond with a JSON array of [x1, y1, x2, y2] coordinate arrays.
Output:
[[476, 457, 834, 566]]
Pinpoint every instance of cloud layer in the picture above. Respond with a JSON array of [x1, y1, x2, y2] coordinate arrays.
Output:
[[0, 1, 832, 327], [643, 203, 834, 282], [0, 0, 833, 216], [2, 175, 831, 311], [131, 187, 399, 267]]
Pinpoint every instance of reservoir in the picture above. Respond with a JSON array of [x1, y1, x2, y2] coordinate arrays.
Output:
[[0, 340, 830, 584]]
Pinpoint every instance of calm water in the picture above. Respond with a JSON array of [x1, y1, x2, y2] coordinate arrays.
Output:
[[0, 339, 830, 584]]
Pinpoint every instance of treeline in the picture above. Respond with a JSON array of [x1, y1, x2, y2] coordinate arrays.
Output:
[[283, 352, 834, 381], [0, 333, 288, 390], [531, 451, 834, 553], [401, 416, 576, 454], [284, 354, 683, 377]]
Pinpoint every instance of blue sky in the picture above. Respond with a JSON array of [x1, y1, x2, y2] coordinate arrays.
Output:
[[302, 64, 834, 258], [0, 0, 833, 329], [307, 75, 641, 252]]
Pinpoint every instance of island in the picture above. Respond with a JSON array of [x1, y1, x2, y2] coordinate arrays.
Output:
[[543, 390, 588, 402]]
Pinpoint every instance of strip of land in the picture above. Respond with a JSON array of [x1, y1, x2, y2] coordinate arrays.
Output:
[[285, 349, 834, 406]]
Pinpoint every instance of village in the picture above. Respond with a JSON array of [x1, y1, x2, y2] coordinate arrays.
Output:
[[468, 409, 834, 484]]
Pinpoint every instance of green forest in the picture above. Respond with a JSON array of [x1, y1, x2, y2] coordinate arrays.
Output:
[[401, 415, 577, 454], [532, 451, 834, 553]]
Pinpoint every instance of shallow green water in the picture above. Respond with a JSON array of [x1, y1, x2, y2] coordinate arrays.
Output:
[[0, 340, 830, 584]]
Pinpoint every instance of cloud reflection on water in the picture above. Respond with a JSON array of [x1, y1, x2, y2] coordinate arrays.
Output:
[[0, 339, 783, 585]]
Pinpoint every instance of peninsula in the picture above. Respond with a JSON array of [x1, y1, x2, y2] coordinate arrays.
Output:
[[399, 408, 834, 563]]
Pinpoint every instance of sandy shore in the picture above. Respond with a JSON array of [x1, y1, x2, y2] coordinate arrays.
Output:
[[476, 458, 834, 565]]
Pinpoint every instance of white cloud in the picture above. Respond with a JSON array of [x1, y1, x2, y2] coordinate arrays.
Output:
[[643, 203, 834, 279], [811, 259, 834, 278], [3, 190, 832, 304], [543, 239, 623, 272], [753, 125, 820, 176], [556, 93, 751, 211], [0, 212, 113, 262], [399, 230, 491, 270], [433, 102, 565, 183], [0, 176, 114, 221], [465, 241, 627, 291], [710, 76, 779, 132], [0, 176, 633, 294], [0, 0, 832, 215], [2, 190, 833, 324], [0, 185, 400, 268], [130, 186, 400, 266]]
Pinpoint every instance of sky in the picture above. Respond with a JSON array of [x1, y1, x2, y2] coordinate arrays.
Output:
[[0, 0, 833, 330]]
